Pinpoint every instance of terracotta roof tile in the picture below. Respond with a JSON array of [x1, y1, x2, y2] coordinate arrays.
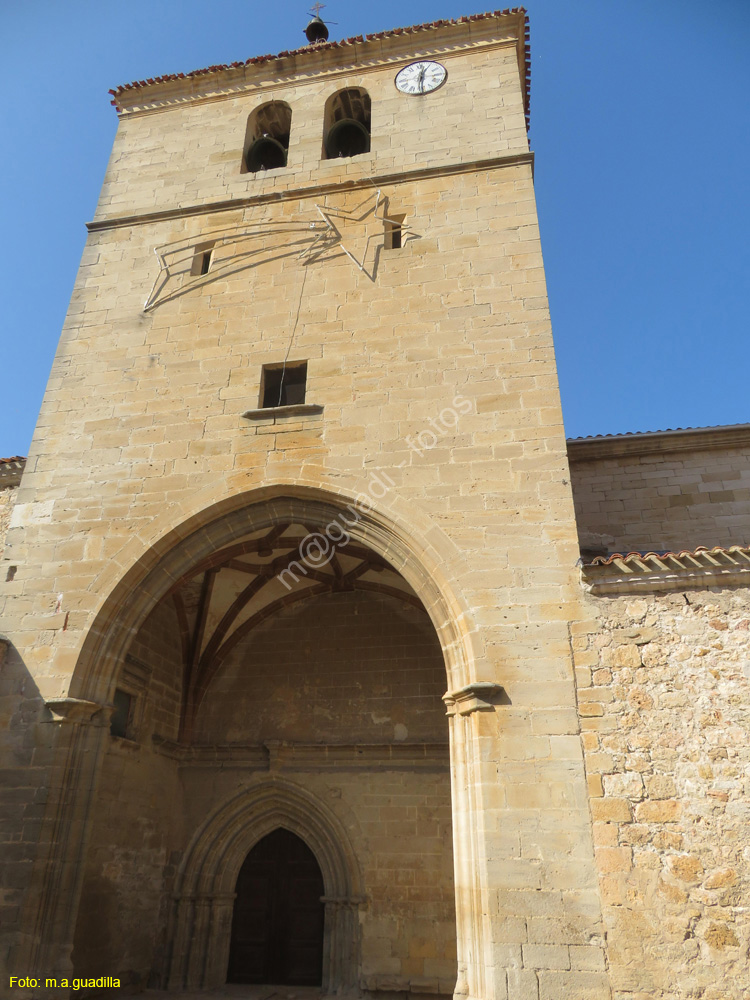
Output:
[[0, 456, 25, 487], [109, 8, 530, 128], [588, 544, 750, 568], [580, 544, 750, 595]]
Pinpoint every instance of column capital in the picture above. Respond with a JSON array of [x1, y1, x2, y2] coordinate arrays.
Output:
[[44, 697, 109, 725], [443, 682, 505, 716]]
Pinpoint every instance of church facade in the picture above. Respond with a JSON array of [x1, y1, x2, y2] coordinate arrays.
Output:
[[1, 11, 748, 1000]]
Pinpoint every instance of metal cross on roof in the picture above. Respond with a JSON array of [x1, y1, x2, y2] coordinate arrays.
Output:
[[308, 3, 325, 17]]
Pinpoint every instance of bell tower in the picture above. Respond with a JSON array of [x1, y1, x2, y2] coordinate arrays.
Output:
[[1, 11, 612, 999]]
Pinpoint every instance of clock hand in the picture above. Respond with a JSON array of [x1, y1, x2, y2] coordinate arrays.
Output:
[[418, 66, 426, 92]]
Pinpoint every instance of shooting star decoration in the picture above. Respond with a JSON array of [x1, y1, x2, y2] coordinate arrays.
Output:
[[143, 190, 415, 311]]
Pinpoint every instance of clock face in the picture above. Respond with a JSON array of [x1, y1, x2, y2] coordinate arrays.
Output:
[[395, 61, 447, 96]]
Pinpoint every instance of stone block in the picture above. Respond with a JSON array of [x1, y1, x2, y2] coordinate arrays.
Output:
[[635, 800, 680, 823], [538, 970, 612, 1000], [590, 798, 632, 822]]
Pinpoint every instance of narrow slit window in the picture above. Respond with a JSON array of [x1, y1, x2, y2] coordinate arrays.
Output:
[[110, 688, 133, 739], [191, 242, 215, 276], [385, 214, 406, 250], [261, 362, 307, 408]]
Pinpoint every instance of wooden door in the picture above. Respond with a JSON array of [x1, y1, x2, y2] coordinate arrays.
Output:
[[227, 828, 325, 985]]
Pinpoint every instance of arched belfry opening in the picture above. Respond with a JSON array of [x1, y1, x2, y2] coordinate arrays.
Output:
[[242, 101, 292, 173], [323, 88, 371, 158], [66, 493, 466, 994]]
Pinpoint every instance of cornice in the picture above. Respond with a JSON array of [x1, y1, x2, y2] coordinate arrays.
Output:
[[86, 150, 533, 233], [115, 35, 521, 119], [152, 737, 450, 770], [567, 424, 750, 463], [111, 10, 528, 119]]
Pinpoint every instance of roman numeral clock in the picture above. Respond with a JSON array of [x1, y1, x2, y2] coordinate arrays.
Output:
[[394, 60, 447, 95]]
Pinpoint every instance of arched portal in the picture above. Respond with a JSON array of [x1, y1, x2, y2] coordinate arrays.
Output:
[[166, 778, 364, 993], [228, 829, 325, 986], [35, 488, 488, 998]]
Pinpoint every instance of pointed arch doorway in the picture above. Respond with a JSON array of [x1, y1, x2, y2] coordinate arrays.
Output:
[[228, 828, 325, 986]]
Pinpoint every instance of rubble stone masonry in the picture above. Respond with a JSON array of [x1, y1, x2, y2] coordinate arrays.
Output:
[[573, 587, 750, 1000]]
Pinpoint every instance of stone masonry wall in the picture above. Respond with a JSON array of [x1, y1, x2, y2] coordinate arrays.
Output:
[[71, 600, 184, 989], [572, 587, 750, 1000], [0, 642, 50, 986], [569, 441, 750, 555], [196, 590, 447, 743], [0, 470, 46, 984]]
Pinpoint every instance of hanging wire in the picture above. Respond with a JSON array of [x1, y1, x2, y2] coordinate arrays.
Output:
[[276, 255, 310, 406]]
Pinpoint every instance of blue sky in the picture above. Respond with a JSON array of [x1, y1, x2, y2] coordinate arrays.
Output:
[[1, 0, 748, 457]]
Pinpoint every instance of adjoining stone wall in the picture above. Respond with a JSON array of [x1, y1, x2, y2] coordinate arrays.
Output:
[[0, 461, 42, 983], [572, 587, 750, 1000], [568, 430, 750, 554]]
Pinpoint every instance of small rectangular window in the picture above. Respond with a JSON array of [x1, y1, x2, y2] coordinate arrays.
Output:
[[110, 688, 133, 739], [260, 362, 307, 408], [384, 214, 406, 250], [191, 241, 215, 276]]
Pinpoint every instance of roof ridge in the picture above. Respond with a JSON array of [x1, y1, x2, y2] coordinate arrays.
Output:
[[568, 422, 750, 442]]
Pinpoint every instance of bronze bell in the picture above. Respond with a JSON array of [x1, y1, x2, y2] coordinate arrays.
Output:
[[305, 16, 329, 44], [245, 135, 288, 172], [325, 118, 370, 159]]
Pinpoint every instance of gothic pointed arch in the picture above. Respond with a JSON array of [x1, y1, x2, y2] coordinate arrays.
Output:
[[166, 777, 364, 992], [69, 485, 481, 706]]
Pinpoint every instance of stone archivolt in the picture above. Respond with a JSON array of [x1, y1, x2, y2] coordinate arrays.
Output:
[[167, 777, 364, 992]]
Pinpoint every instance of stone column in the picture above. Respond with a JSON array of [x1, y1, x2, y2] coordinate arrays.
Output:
[[202, 895, 237, 989], [166, 896, 196, 990], [184, 897, 213, 988], [444, 683, 505, 1000], [321, 896, 365, 993]]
